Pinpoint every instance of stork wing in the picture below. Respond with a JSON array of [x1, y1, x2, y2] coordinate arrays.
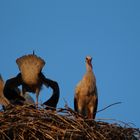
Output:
[[3, 73, 25, 104], [40, 73, 60, 109], [93, 86, 98, 119], [74, 95, 78, 112], [74, 83, 81, 112]]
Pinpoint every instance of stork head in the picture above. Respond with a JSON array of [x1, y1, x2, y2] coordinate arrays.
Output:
[[85, 56, 93, 69]]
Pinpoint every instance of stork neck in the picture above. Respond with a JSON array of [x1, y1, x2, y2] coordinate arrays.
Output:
[[86, 63, 93, 72]]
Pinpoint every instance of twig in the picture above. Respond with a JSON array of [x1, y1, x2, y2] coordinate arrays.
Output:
[[97, 102, 122, 113]]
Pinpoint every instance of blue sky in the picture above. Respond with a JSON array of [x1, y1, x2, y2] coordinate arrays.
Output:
[[0, 1, 140, 127]]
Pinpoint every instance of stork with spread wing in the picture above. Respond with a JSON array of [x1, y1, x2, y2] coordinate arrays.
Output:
[[16, 54, 45, 106], [3, 53, 60, 108]]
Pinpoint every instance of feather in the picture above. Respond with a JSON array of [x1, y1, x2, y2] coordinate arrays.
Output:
[[16, 54, 45, 85]]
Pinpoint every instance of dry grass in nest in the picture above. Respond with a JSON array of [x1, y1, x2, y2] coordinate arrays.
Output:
[[0, 105, 139, 140]]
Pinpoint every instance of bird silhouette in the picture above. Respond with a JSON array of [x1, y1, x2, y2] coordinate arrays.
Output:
[[74, 56, 98, 119]]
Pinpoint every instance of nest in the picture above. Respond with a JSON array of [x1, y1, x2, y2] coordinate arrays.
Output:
[[0, 105, 139, 140], [16, 54, 45, 85]]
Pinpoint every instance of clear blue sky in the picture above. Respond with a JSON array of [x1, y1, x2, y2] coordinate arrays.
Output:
[[0, 1, 140, 127]]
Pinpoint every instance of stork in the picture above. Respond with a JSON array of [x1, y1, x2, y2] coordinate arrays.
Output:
[[16, 54, 45, 106], [74, 56, 98, 119], [3, 54, 60, 108], [0, 75, 10, 108]]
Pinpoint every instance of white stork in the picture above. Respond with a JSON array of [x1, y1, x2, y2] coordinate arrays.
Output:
[[3, 54, 60, 108], [74, 56, 98, 119], [16, 54, 45, 106]]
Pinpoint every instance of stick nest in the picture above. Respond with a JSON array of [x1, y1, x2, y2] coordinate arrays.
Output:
[[0, 105, 139, 140]]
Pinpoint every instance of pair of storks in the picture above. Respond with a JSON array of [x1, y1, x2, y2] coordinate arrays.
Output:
[[0, 54, 98, 119]]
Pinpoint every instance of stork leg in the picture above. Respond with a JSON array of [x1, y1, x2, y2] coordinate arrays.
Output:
[[35, 89, 40, 108], [88, 111, 93, 119], [22, 86, 26, 97], [87, 106, 94, 119], [78, 103, 86, 117]]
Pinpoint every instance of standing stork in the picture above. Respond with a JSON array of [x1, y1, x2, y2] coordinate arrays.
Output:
[[74, 56, 98, 119]]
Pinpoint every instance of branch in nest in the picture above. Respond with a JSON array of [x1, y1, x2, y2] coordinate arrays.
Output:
[[97, 102, 122, 113]]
